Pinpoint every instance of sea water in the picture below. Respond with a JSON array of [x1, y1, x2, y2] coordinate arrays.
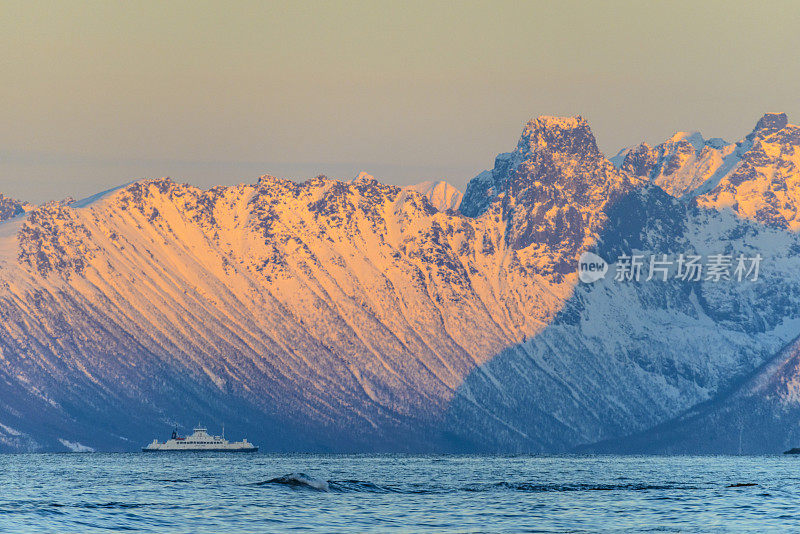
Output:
[[1, 454, 798, 532]]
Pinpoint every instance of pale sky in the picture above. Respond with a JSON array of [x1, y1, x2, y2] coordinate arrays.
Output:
[[2, 0, 800, 203]]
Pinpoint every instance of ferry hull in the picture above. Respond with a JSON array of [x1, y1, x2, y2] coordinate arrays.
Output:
[[141, 447, 258, 452], [143, 425, 258, 452]]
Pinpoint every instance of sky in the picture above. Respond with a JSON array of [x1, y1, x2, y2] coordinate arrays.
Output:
[[2, 0, 800, 203]]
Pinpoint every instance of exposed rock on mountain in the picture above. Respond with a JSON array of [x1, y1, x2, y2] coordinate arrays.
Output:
[[2, 113, 800, 453], [615, 132, 737, 198], [461, 116, 642, 275], [0, 163, 569, 451], [617, 112, 800, 220], [697, 113, 800, 230], [0, 194, 30, 222]]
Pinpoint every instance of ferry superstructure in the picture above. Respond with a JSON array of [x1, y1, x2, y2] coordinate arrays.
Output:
[[142, 425, 258, 452]]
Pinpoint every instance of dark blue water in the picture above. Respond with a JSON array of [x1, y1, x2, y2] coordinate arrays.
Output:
[[1, 454, 798, 532]]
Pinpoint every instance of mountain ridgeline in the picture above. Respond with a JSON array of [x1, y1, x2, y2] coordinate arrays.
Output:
[[2, 113, 800, 453]]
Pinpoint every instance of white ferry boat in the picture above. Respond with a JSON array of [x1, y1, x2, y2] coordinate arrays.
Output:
[[142, 425, 258, 452]]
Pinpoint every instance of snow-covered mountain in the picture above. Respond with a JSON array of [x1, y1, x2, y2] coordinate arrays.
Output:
[[460, 116, 643, 276], [404, 181, 463, 211], [0, 169, 566, 451], [582, 333, 800, 455], [614, 112, 799, 206], [447, 113, 800, 452], [696, 113, 800, 230], [614, 132, 734, 197], [0, 194, 31, 222], [3, 112, 800, 453], [447, 184, 800, 451]]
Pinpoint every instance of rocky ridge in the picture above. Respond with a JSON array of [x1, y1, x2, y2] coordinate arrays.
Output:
[[3, 113, 800, 452]]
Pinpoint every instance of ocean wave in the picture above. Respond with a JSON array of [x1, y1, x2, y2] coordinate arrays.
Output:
[[256, 473, 331, 492], [79, 501, 148, 509], [328, 480, 408, 493], [255, 475, 697, 494], [0, 501, 148, 513], [255, 474, 414, 493], [484, 482, 696, 492]]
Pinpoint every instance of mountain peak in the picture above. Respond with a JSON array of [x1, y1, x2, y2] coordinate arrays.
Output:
[[353, 171, 377, 183], [666, 131, 705, 152], [698, 111, 800, 229], [755, 111, 788, 130], [257, 174, 281, 184], [0, 194, 30, 222], [517, 115, 600, 158], [748, 112, 789, 140], [531, 115, 586, 128], [404, 181, 462, 211]]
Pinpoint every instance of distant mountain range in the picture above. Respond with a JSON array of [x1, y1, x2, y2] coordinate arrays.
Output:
[[2, 112, 800, 453]]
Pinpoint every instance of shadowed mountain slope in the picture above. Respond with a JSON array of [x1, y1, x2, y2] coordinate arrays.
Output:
[[3, 114, 800, 452]]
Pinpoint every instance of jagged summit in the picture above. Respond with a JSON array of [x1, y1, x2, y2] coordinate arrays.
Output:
[[257, 174, 280, 184], [459, 114, 639, 270], [0, 194, 30, 222], [5, 111, 800, 454], [533, 115, 584, 127], [749, 112, 789, 139], [352, 171, 377, 184], [616, 129, 730, 197], [465, 114, 632, 193], [517, 115, 600, 158], [698, 112, 800, 229], [616, 113, 797, 199], [404, 181, 462, 211], [666, 131, 706, 152], [461, 115, 618, 218]]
